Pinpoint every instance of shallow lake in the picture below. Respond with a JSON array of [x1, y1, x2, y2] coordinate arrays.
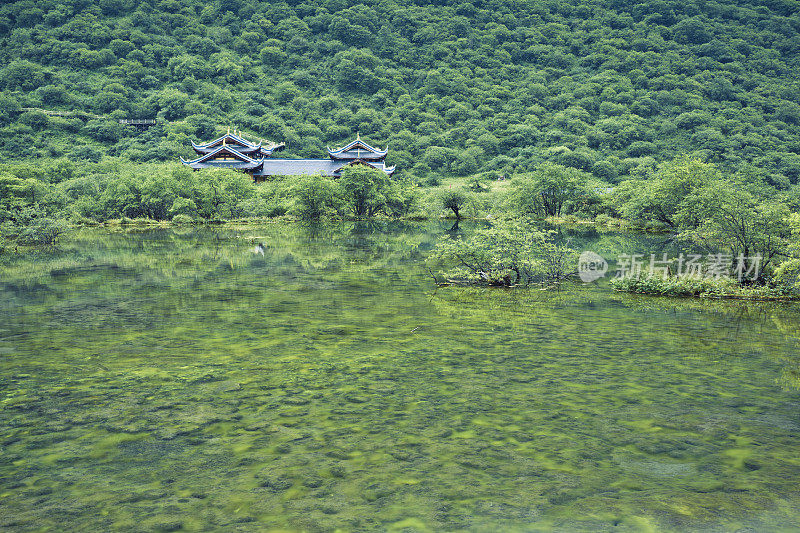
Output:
[[1, 222, 799, 531]]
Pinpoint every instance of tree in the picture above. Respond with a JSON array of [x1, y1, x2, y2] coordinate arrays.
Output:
[[17, 218, 67, 245], [427, 218, 577, 286], [83, 119, 122, 142], [0, 173, 37, 222], [440, 188, 469, 219], [673, 17, 712, 44], [774, 214, 800, 291], [612, 158, 719, 228], [1, 60, 46, 91], [676, 180, 790, 283], [19, 110, 49, 131], [0, 94, 21, 125], [506, 163, 592, 218], [292, 176, 339, 220], [260, 45, 287, 67], [423, 146, 452, 171], [383, 180, 418, 218], [338, 165, 392, 218], [198, 170, 255, 219], [169, 197, 198, 218]]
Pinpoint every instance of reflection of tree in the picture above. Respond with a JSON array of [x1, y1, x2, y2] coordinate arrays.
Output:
[[615, 292, 800, 390], [3, 222, 442, 290], [770, 315, 800, 390], [7, 223, 800, 393], [429, 284, 595, 325]]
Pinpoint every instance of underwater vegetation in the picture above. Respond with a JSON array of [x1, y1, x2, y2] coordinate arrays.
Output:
[[1, 223, 799, 531]]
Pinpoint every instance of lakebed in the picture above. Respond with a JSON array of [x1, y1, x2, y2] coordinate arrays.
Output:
[[1, 222, 799, 531]]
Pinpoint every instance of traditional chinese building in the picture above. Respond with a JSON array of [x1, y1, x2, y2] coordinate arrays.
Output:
[[182, 130, 394, 181], [180, 129, 285, 172]]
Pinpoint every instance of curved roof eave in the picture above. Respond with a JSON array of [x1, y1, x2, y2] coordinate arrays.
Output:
[[327, 138, 387, 157], [183, 145, 264, 165], [192, 134, 261, 150], [329, 152, 387, 161]]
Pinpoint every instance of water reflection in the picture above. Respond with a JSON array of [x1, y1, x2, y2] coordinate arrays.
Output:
[[0, 223, 799, 531]]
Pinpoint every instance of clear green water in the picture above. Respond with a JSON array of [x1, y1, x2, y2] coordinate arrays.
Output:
[[1, 223, 800, 532]]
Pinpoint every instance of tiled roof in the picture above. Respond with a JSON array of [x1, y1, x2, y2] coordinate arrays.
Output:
[[254, 159, 394, 177], [183, 134, 393, 177], [181, 145, 264, 170], [191, 134, 286, 157], [327, 137, 387, 160], [329, 149, 387, 161], [192, 133, 260, 151]]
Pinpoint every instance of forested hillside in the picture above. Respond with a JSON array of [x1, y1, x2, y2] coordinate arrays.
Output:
[[1, 0, 799, 184]]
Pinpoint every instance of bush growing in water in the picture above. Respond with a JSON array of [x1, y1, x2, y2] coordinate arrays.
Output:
[[16, 218, 67, 245], [428, 217, 577, 286], [595, 213, 613, 226], [610, 275, 797, 300]]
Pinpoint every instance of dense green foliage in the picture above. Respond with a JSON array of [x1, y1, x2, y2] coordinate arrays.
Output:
[[505, 162, 597, 217], [291, 165, 418, 219], [609, 274, 796, 299], [291, 174, 339, 219], [612, 158, 719, 228], [2, 0, 799, 291], [610, 159, 794, 283], [773, 213, 800, 291], [1, 0, 800, 185], [439, 187, 471, 219], [0, 159, 424, 235], [428, 217, 577, 285]]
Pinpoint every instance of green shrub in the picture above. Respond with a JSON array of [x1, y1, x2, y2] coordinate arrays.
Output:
[[172, 213, 194, 224], [595, 213, 612, 225], [428, 217, 577, 286], [291, 175, 340, 220], [609, 275, 795, 299], [68, 212, 99, 225], [17, 218, 68, 245]]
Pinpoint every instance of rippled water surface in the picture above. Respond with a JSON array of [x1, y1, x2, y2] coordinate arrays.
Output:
[[1, 223, 800, 531]]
